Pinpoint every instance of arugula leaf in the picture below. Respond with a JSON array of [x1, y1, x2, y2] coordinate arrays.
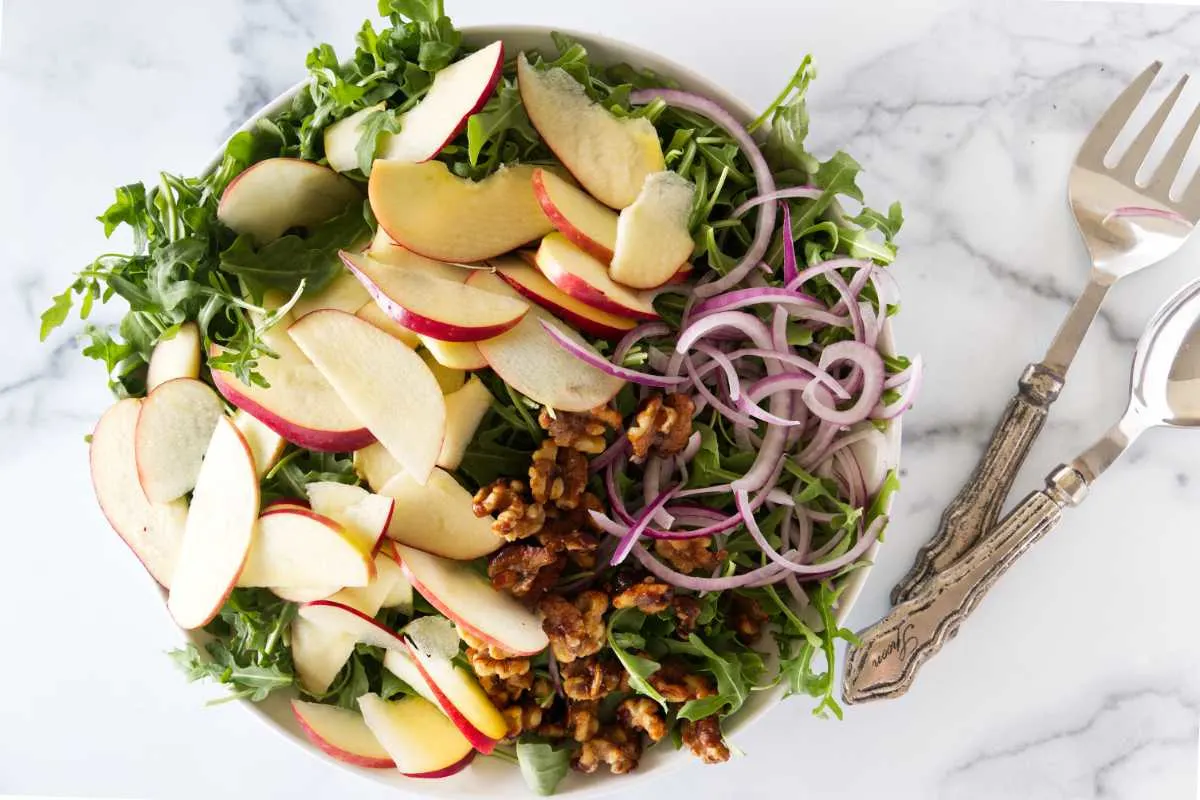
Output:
[[664, 634, 751, 721], [355, 107, 403, 174], [777, 580, 859, 719], [607, 608, 669, 710], [516, 742, 572, 796], [262, 448, 359, 504]]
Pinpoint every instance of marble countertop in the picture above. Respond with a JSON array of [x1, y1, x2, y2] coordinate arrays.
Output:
[[2, 0, 1199, 798]]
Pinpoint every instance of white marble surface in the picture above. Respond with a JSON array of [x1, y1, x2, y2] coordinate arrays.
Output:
[[2, 0, 1199, 798]]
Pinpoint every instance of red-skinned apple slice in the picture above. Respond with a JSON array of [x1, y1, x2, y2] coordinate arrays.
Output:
[[146, 322, 201, 391], [217, 157, 361, 245], [210, 339, 374, 453], [532, 168, 618, 260], [299, 600, 408, 650], [369, 161, 553, 262], [391, 640, 507, 750], [491, 256, 638, 340], [90, 399, 188, 588], [421, 351, 467, 394], [340, 250, 527, 342], [306, 481, 395, 554], [379, 468, 503, 560], [377, 41, 504, 163], [291, 700, 394, 769], [238, 508, 375, 588], [233, 409, 287, 478], [535, 233, 658, 320], [353, 443, 403, 493], [518, 56, 665, 209], [167, 416, 259, 629], [357, 694, 475, 778], [290, 270, 371, 319], [323, 102, 386, 173], [355, 300, 422, 349], [134, 378, 224, 503], [469, 270, 626, 411], [437, 376, 492, 470], [288, 309, 446, 484], [418, 336, 487, 371], [610, 171, 697, 289], [394, 544, 549, 656], [366, 230, 475, 283]]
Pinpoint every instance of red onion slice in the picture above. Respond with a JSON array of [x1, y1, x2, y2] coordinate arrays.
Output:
[[614, 322, 672, 365], [780, 201, 798, 285], [541, 320, 686, 389], [801, 340, 885, 426], [873, 354, 924, 420], [611, 484, 680, 565], [732, 186, 824, 219]]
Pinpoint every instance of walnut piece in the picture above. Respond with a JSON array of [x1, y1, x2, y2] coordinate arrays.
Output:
[[488, 544, 564, 601], [612, 576, 673, 614], [648, 659, 716, 703], [465, 645, 531, 680], [501, 702, 544, 740], [478, 672, 533, 707], [539, 591, 608, 663], [681, 716, 731, 764], [472, 479, 545, 540], [539, 405, 622, 454], [529, 440, 589, 510], [728, 594, 769, 645], [459, 628, 518, 660], [566, 700, 601, 742], [671, 595, 703, 637], [560, 655, 627, 701], [627, 393, 695, 462], [572, 724, 642, 775], [539, 498, 602, 568], [654, 536, 724, 574], [617, 696, 667, 742]]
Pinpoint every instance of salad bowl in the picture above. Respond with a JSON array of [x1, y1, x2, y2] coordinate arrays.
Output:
[[186, 25, 903, 798]]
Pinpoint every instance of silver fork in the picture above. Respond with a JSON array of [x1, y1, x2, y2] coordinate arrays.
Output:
[[892, 62, 1200, 605]]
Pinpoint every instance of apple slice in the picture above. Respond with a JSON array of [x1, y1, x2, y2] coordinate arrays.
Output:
[[217, 157, 361, 245], [262, 498, 309, 513], [291, 270, 371, 319], [380, 469, 503, 560], [331, 549, 407, 612], [291, 700, 394, 768], [146, 322, 202, 391], [378, 42, 504, 163], [167, 416, 259, 629], [323, 102, 386, 173], [299, 600, 407, 650], [535, 233, 658, 320], [421, 351, 467, 394], [518, 56, 665, 209], [288, 310, 446, 484], [437, 376, 492, 471], [292, 617, 356, 694], [305, 481, 395, 554], [390, 641, 507, 751], [210, 341, 373, 453], [492, 256, 638, 340], [238, 508, 375, 588], [365, 230, 474, 282], [341, 250, 527, 342], [134, 378, 225, 503], [369, 161, 553, 263], [609, 171, 697, 289], [355, 300, 421, 349], [353, 443, 403, 493], [273, 585, 337, 603], [357, 694, 475, 778], [233, 409, 287, 478], [532, 168, 617, 261], [90, 399, 188, 587], [418, 336, 488, 371], [394, 544, 549, 656]]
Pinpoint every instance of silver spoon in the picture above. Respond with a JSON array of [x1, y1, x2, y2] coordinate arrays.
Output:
[[844, 277, 1200, 703]]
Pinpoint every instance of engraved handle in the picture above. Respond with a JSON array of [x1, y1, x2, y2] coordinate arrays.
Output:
[[890, 363, 1064, 605], [844, 467, 1087, 704]]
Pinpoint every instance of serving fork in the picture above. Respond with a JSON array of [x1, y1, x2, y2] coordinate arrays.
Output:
[[892, 62, 1200, 605]]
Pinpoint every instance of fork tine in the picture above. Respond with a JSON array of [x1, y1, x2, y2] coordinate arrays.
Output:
[[1076, 61, 1163, 169], [1149, 100, 1200, 195], [1114, 74, 1189, 180]]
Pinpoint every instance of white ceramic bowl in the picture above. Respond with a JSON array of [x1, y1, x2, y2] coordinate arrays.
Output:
[[197, 25, 902, 798]]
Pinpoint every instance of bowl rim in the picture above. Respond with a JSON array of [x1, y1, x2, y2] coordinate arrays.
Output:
[[191, 23, 903, 798]]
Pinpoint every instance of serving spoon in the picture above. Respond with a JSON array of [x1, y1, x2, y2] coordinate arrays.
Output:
[[843, 277, 1200, 703]]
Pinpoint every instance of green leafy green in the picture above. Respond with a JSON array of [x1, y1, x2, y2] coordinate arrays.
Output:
[[516, 742, 572, 796], [673, 634, 751, 721], [607, 608, 669, 710]]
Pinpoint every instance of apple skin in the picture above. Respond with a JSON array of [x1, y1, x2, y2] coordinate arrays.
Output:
[[491, 256, 637, 341], [406, 749, 476, 779], [290, 700, 395, 769], [534, 234, 659, 321], [531, 168, 617, 262], [401, 641, 504, 753]]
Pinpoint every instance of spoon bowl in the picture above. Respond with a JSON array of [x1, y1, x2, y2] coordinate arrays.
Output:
[[1128, 277, 1200, 428]]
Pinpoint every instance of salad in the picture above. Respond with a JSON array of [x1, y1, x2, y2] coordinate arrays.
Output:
[[45, 0, 920, 793]]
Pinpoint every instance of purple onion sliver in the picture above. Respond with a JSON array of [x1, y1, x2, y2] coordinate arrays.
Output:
[[611, 484, 680, 565], [541, 320, 685, 389], [614, 322, 672, 365], [781, 201, 798, 285], [732, 185, 823, 219]]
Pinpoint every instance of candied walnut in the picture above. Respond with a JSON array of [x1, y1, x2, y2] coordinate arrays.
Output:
[[572, 724, 642, 775], [560, 655, 626, 701], [654, 537, 724, 574], [566, 700, 601, 742], [727, 594, 769, 645], [466, 646, 531, 680], [537, 718, 568, 739], [648, 659, 716, 703], [539, 501, 602, 568], [681, 716, 731, 764], [671, 595, 703, 637], [539, 405, 622, 454], [488, 544, 564, 601], [501, 702, 544, 739], [478, 672, 533, 707], [627, 393, 695, 462], [473, 479, 545, 540], [539, 591, 608, 662], [612, 576, 673, 614], [460, 628, 519, 661], [529, 440, 589, 510], [617, 697, 667, 742]]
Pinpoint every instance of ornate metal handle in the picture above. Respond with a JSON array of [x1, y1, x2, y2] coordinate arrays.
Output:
[[844, 466, 1087, 704], [890, 362, 1065, 605]]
